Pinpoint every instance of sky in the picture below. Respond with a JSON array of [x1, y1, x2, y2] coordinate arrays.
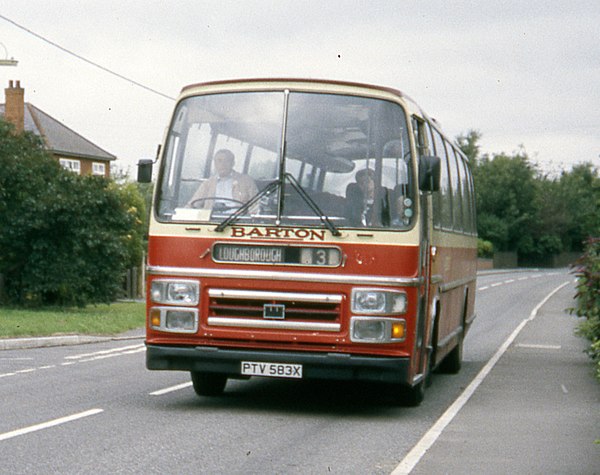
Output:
[[1, 0, 599, 177]]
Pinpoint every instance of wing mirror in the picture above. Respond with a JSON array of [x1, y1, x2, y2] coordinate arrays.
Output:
[[137, 159, 153, 183], [419, 155, 441, 192]]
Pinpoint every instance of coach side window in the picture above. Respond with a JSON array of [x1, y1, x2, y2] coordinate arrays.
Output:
[[412, 117, 432, 157], [457, 154, 473, 234], [447, 146, 463, 231], [431, 128, 452, 229], [467, 161, 477, 234]]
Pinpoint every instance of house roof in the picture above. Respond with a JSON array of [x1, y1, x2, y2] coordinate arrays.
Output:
[[0, 102, 116, 162]]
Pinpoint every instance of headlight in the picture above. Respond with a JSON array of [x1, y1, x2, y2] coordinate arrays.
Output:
[[350, 317, 406, 343], [150, 307, 198, 333], [351, 288, 407, 315], [151, 280, 199, 306]]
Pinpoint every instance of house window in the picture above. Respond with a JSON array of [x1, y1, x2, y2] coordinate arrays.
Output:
[[92, 162, 106, 176], [59, 158, 81, 174]]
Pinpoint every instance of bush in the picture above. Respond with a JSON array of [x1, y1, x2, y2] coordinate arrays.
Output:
[[477, 239, 494, 258], [0, 120, 144, 307], [571, 237, 600, 381]]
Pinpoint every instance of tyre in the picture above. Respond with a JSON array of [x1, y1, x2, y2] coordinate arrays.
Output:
[[400, 381, 425, 407], [388, 381, 425, 407], [438, 333, 463, 374], [394, 340, 431, 406], [191, 372, 227, 397]]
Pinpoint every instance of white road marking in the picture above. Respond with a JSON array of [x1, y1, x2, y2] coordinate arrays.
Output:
[[478, 272, 557, 291], [65, 344, 144, 360], [392, 281, 570, 475], [150, 382, 193, 396], [0, 344, 145, 380], [515, 343, 561, 350], [0, 408, 103, 442], [561, 384, 569, 394], [78, 346, 145, 363], [14, 368, 36, 374]]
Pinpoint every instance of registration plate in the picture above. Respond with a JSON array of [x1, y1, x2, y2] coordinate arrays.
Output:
[[241, 361, 303, 379]]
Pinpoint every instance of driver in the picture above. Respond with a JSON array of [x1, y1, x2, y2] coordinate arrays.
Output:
[[188, 149, 258, 210]]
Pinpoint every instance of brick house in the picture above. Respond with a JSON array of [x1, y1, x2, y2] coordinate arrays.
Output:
[[0, 80, 115, 177]]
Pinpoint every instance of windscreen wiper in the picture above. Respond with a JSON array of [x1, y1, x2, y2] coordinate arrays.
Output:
[[280, 173, 341, 236], [213, 181, 278, 233], [214, 174, 341, 237]]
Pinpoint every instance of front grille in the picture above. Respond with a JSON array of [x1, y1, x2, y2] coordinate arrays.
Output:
[[207, 289, 342, 332]]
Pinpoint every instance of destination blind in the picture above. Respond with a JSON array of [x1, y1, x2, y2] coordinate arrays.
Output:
[[212, 243, 341, 266]]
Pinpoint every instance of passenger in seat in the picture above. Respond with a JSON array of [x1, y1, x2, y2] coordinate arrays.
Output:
[[345, 168, 376, 226]]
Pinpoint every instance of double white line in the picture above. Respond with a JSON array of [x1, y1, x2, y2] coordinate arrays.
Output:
[[64, 344, 145, 362], [0, 344, 146, 380]]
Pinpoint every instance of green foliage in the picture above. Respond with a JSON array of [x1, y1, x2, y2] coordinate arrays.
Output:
[[473, 149, 537, 253], [571, 238, 600, 381], [459, 130, 600, 263], [557, 164, 600, 252], [477, 239, 494, 258], [110, 181, 147, 267], [0, 120, 145, 307], [136, 181, 154, 241], [529, 178, 566, 258], [456, 129, 481, 162], [591, 340, 600, 381]]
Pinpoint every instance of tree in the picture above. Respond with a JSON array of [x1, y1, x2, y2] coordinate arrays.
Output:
[[557, 163, 600, 252], [527, 163, 600, 260], [456, 129, 600, 263], [111, 181, 147, 268], [527, 176, 567, 258], [0, 119, 144, 307], [473, 149, 538, 255], [456, 129, 481, 163]]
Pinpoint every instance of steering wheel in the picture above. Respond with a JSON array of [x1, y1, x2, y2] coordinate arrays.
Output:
[[190, 196, 245, 209]]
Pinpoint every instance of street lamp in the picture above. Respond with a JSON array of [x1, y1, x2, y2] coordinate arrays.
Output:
[[0, 42, 18, 66]]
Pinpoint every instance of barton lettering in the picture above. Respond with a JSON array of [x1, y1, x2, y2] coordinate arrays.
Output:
[[229, 226, 326, 241]]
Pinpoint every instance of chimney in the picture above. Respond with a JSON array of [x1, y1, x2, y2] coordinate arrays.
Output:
[[4, 80, 24, 133]]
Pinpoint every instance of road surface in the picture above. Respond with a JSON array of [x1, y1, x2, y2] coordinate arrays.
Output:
[[1, 269, 597, 474]]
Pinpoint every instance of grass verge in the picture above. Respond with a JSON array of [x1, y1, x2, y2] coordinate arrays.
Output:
[[0, 301, 145, 339]]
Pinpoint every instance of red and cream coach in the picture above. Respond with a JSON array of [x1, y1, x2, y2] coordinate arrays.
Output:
[[138, 78, 477, 405]]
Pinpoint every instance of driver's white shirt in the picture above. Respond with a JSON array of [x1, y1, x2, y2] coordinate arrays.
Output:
[[187, 170, 258, 210], [215, 176, 234, 205]]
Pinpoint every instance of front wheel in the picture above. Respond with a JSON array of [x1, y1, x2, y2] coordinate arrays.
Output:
[[389, 380, 425, 407], [191, 372, 227, 397], [401, 381, 425, 407]]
